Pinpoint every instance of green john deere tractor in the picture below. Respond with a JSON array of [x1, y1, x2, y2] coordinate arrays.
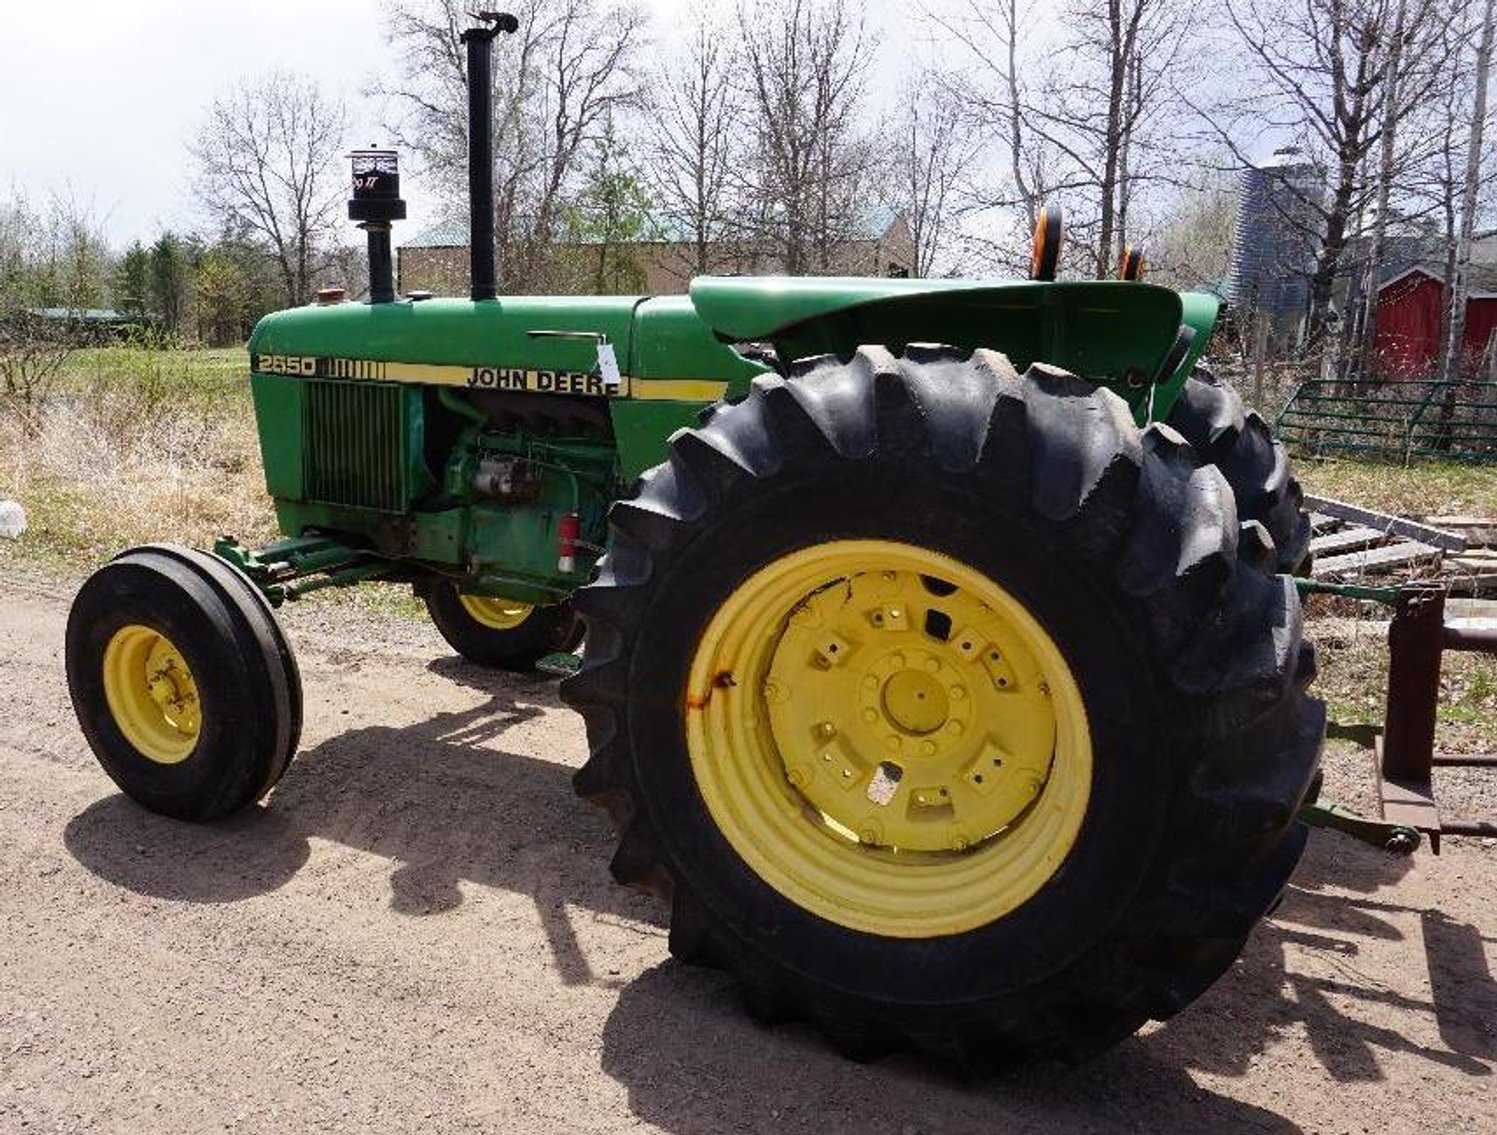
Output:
[[64, 12, 1321, 1070]]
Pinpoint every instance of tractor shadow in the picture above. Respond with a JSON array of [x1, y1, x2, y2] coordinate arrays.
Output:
[[597, 830, 1496, 1135], [63, 656, 662, 988], [1145, 832, 1496, 1082]]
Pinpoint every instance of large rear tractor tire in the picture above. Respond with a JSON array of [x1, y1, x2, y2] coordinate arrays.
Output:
[[65, 545, 303, 821], [1165, 369, 1312, 575], [423, 583, 583, 671], [563, 346, 1323, 1070]]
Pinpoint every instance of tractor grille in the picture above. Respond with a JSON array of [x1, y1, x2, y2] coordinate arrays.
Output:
[[302, 380, 409, 511]]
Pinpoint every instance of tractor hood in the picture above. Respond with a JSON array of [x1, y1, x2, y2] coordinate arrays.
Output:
[[248, 295, 645, 380]]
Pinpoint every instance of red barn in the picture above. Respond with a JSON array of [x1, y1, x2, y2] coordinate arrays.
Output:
[[1373, 264, 1497, 378]]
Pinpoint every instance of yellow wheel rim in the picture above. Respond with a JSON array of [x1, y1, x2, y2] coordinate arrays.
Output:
[[102, 625, 202, 765], [685, 540, 1093, 938], [459, 595, 534, 631]]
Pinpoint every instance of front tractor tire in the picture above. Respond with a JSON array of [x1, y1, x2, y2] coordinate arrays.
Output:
[[65, 545, 303, 821], [562, 347, 1323, 1069], [422, 583, 583, 671]]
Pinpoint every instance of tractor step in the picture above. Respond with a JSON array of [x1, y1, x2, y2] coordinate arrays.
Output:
[[535, 651, 583, 678]]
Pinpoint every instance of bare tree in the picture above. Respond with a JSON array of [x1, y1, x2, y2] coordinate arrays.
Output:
[[926, 0, 1058, 246], [1441, 0, 1497, 381], [643, 7, 742, 279], [1056, 0, 1194, 275], [1148, 168, 1239, 290], [930, 0, 1192, 277], [1203, 0, 1463, 341], [189, 72, 349, 307], [383, 0, 645, 292], [736, 0, 876, 275], [889, 76, 976, 277], [0, 192, 105, 432]]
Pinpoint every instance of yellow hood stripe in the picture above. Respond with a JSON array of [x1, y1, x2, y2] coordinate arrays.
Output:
[[252, 353, 726, 402]]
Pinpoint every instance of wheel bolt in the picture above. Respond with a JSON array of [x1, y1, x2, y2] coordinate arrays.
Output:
[[787, 767, 809, 788], [920, 741, 936, 756], [817, 721, 837, 738], [951, 685, 966, 700], [862, 708, 878, 723]]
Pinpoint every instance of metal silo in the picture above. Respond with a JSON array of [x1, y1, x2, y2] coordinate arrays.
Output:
[[1225, 147, 1324, 349]]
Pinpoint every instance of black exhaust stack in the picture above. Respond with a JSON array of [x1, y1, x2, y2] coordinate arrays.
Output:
[[462, 12, 518, 302], [348, 149, 405, 304]]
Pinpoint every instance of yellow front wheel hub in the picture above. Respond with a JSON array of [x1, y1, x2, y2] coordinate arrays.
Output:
[[102, 625, 202, 764], [459, 595, 534, 631], [685, 540, 1093, 938]]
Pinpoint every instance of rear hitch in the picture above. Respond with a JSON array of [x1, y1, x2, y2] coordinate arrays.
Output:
[[1297, 578, 1497, 854], [1298, 801, 1420, 856]]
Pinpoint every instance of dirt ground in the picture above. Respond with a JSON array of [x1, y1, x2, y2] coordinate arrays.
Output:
[[1, 564, 1494, 1135]]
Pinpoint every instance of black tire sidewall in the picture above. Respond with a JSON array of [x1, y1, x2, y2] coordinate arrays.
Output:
[[425, 585, 580, 668], [66, 557, 284, 820], [624, 467, 1174, 1009]]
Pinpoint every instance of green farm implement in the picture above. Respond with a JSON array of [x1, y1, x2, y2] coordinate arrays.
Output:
[[64, 12, 1354, 1071]]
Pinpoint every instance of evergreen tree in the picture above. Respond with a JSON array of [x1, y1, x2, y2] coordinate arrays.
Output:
[[112, 241, 151, 316], [193, 251, 248, 346], [148, 233, 190, 335], [564, 120, 655, 294]]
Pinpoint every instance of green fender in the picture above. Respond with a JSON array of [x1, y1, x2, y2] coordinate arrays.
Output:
[[687, 275, 1221, 423]]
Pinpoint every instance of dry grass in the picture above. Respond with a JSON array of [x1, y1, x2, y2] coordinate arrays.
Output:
[[0, 346, 421, 618], [1308, 611, 1496, 748], [0, 346, 276, 566], [1295, 456, 1497, 519], [1287, 451, 1496, 743]]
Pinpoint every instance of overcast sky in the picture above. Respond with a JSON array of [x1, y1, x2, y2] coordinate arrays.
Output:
[[1, 1, 411, 245], [2, 0, 928, 251]]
